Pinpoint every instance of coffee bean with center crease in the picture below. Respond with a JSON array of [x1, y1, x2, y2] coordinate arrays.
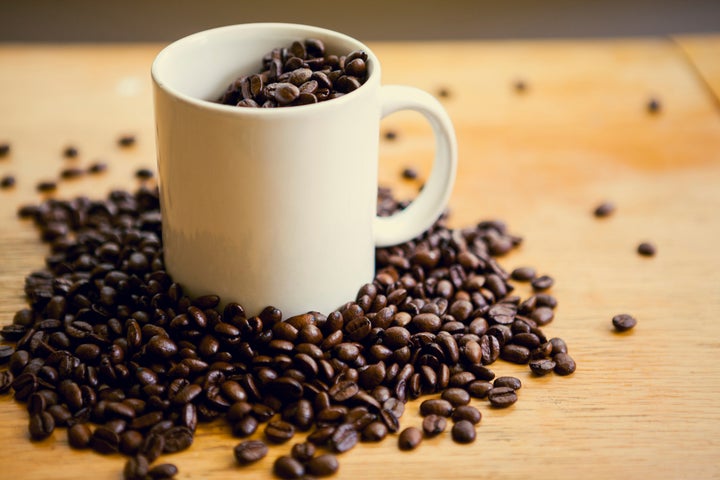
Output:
[[162, 426, 193, 453], [265, 419, 295, 444], [612, 313, 637, 332], [123, 455, 149, 480], [419, 399, 453, 417], [452, 405, 482, 425], [494, 376, 522, 390], [234, 440, 269, 465], [441, 388, 470, 407], [148, 463, 178, 480], [0, 370, 15, 394], [28, 411, 55, 440], [90, 426, 120, 454], [329, 380, 359, 402], [529, 358, 556, 376], [422, 414, 447, 437], [329, 423, 358, 453], [290, 441, 316, 462], [488, 386, 518, 408]]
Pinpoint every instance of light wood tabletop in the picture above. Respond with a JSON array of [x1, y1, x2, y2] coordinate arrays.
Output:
[[1, 35, 719, 479]]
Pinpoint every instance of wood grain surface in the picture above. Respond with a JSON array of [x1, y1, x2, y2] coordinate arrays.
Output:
[[1, 36, 719, 480]]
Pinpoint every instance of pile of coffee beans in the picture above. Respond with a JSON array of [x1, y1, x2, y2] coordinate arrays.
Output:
[[217, 38, 368, 108], [0, 184, 574, 479]]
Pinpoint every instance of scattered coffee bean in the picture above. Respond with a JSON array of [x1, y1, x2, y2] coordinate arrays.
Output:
[[0, 142, 10, 156], [28, 411, 55, 440], [487, 387, 518, 408], [467, 381, 493, 399], [63, 146, 78, 158], [274, 455, 305, 479], [234, 440, 269, 465], [135, 168, 154, 180], [437, 87, 450, 98], [0, 370, 14, 393], [422, 414, 447, 437], [420, 399, 453, 417], [0, 345, 15, 363], [513, 79, 527, 93], [87, 161, 108, 174], [529, 358, 556, 376], [1, 175, 15, 189], [36, 180, 57, 192], [264, 419, 295, 444], [510, 266, 535, 282], [385, 130, 398, 141], [402, 167, 418, 180], [398, 426, 423, 450], [362, 421, 388, 442], [441, 388, 471, 407], [118, 135, 136, 147], [306, 453, 340, 477], [647, 97, 661, 113], [290, 442, 315, 462], [451, 420, 476, 444], [452, 405, 482, 425], [493, 376, 522, 390], [60, 167, 85, 179], [553, 352, 577, 375], [531, 275, 554, 291], [612, 313, 637, 332], [637, 242, 656, 257], [148, 463, 178, 479], [593, 202, 615, 218]]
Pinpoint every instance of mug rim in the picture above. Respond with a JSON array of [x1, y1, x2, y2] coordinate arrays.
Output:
[[151, 22, 381, 116]]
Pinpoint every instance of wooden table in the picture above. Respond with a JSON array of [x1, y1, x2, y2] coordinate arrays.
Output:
[[1, 35, 719, 479]]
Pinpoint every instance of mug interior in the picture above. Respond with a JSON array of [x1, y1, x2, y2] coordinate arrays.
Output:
[[152, 23, 378, 108]]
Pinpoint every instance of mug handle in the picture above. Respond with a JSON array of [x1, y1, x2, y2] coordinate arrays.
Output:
[[374, 85, 458, 247]]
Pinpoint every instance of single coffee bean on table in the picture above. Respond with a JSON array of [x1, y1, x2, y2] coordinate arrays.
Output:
[[398, 426, 423, 451], [553, 352, 577, 375], [1, 174, 15, 189], [637, 242, 656, 257], [451, 420, 476, 444], [63, 145, 78, 158], [0, 142, 10, 156], [593, 201, 616, 218], [612, 313, 637, 332], [234, 440, 269, 465]]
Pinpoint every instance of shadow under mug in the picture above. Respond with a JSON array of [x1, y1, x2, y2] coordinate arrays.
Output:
[[152, 23, 457, 317]]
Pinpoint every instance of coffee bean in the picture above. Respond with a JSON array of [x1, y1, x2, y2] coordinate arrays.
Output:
[[549, 337, 567, 355], [118, 135, 136, 147], [0, 370, 14, 394], [398, 426, 423, 450], [451, 420, 476, 444], [510, 267, 535, 282], [120, 430, 144, 455], [87, 161, 107, 174], [306, 453, 340, 477], [401, 167, 417, 180], [452, 405, 482, 425], [488, 387, 518, 408], [135, 168, 154, 180], [493, 376, 521, 390], [501, 344, 530, 364], [612, 313, 637, 332], [419, 399, 453, 417], [0, 142, 9, 156], [290, 441, 316, 462], [329, 380, 359, 402], [234, 439, 269, 465], [28, 411, 55, 440], [329, 423, 358, 453], [553, 352, 576, 375], [531, 275, 554, 291], [362, 420, 387, 442], [593, 202, 615, 217], [422, 414, 447, 437], [148, 463, 178, 480], [162, 426, 193, 453], [529, 358, 556, 376], [637, 242, 656, 256], [274, 455, 305, 479], [123, 455, 149, 480], [90, 426, 120, 454], [647, 97, 661, 113], [441, 388, 471, 407], [265, 418, 295, 444], [1, 175, 15, 189]]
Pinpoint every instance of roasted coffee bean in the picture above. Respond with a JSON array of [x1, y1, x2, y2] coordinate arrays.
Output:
[[553, 352, 576, 375], [493, 376, 522, 390], [510, 267, 536, 282], [274, 455, 305, 479], [12, 372, 38, 401], [451, 419, 476, 444], [0, 345, 15, 364], [419, 399, 453, 417], [422, 414, 447, 437], [329, 380, 359, 402], [329, 423, 358, 453], [362, 421, 387, 442], [593, 202, 615, 217], [0, 142, 9, 156], [233, 415, 259, 437], [647, 97, 661, 113], [1, 324, 28, 342], [501, 344, 530, 364], [140, 433, 165, 462], [441, 388, 470, 407], [290, 441, 316, 462], [162, 426, 193, 453], [28, 411, 55, 440], [549, 337, 567, 355], [612, 313, 637, 332], [530, 306, 554, 326], [123, 455, 149, 480], [1, 175, 15, 188], [120, 430, 145, 455], [529, 358, 556, 376], [234, 439, 269, 465], [265, 419, 295, 444], [87, 161, 108, 174], [118, 135, 136, 147], [452, 405, 482, 425], [488, 387, 518, 408], [531, 275, 554, 291], [67, 422, 92, 449], [401, 167, 417, 179], [0, 370, 15, 394], [135, 168, 154, 180], [307, 453, 340, 477], [398, 426, 423, 450], [148, 463, 178, 480], [90, 426, 120, 454], [63, 146, 78, 158]]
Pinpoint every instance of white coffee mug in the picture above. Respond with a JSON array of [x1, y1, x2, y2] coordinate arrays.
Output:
[[152, 23, 457, 317]]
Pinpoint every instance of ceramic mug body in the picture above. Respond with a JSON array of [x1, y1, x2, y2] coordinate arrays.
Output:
[[152, 23, 456, 316]]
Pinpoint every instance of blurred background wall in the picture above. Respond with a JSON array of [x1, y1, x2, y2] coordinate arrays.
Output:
[[0, 0, 718, 42]]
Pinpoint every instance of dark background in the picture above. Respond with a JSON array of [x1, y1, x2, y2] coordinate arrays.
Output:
[[0, 0, 718, 42]]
